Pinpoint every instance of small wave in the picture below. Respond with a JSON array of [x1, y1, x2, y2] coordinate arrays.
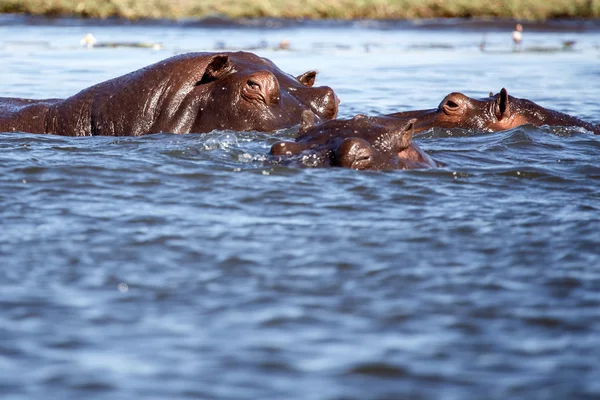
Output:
[[0, 132, 71, 145], [346, 362, 409, 378]]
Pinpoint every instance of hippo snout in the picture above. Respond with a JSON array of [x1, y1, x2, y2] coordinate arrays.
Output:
[[305, 86, 339, 121], [321, 86, 339, 120]]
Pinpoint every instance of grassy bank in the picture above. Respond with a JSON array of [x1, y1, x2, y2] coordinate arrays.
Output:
[[0, 0, 598, 20]]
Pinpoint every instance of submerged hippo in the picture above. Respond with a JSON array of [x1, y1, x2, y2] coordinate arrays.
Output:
[[270, 111, 438, 170], [0, 52, 338, 136], [387, 88, 600, 135]]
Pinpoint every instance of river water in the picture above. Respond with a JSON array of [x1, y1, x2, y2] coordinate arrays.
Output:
[[1, 15, 600, 399]]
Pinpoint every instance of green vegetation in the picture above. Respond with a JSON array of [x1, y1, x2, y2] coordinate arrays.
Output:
[[0, 0, 598, 20]]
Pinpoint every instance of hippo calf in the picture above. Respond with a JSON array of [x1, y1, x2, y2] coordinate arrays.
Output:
[[270, 111, 438, 170], [388, 88, 599, 135], [0, 52, 338, 136]]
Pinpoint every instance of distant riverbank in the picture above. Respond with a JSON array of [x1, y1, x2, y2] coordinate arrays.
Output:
[[0, 0, 598, 21]]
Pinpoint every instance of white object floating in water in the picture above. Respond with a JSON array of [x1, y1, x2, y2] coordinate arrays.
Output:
[[80, 33, 97, 48], [79, 32, 162, 50]]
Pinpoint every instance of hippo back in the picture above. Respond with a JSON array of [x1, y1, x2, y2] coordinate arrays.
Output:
[[46, 53, 215, 136], [0, 97, 61, 133]]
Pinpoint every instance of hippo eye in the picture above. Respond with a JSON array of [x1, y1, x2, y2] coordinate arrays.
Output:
[[445, 100, 459, 109], [247, 80, 260, 91]]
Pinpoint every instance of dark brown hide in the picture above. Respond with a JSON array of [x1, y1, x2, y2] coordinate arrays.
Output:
[[0, 52, 339, 136], [270, 112, 438, 170], [387, 88, 599, 135]]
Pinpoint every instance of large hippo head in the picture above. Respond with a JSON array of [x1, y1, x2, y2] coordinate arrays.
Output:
[[187, 52, 339, 133], [42, 51, 339, 136], [270, 112, 438, 170], [387, 88, 599, 135]]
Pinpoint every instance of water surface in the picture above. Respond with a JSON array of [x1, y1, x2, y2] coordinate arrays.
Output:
[[1, 16, 600, 400]]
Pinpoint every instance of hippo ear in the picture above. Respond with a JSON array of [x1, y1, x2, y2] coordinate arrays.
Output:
[[197, 54, 231, 85], [397, 118, 416, 149], [296, 71, 317, 87], [495, 88, 511, 120], [299, 110, 318, 133]]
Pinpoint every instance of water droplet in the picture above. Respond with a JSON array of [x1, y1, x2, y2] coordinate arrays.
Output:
[[238, 153, 253, 162], [118, 283, 129, 292]]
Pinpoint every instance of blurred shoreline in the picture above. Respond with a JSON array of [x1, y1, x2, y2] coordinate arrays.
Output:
[[1, 13, 600, 32], [0, 0, 598, 22]]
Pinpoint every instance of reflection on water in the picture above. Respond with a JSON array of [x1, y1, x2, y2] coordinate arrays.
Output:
[[1, 16, 600, 400]]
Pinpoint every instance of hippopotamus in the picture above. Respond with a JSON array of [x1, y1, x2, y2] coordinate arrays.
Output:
[[387, 88, 600, 135], [270, 111, 438, 170], [0, 52, 338, 136]]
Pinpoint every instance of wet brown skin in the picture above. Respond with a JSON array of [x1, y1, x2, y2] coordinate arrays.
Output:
[[387, 88, 600, 135], [270, 111, 439, 170], [0, 52, 339, 136]]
